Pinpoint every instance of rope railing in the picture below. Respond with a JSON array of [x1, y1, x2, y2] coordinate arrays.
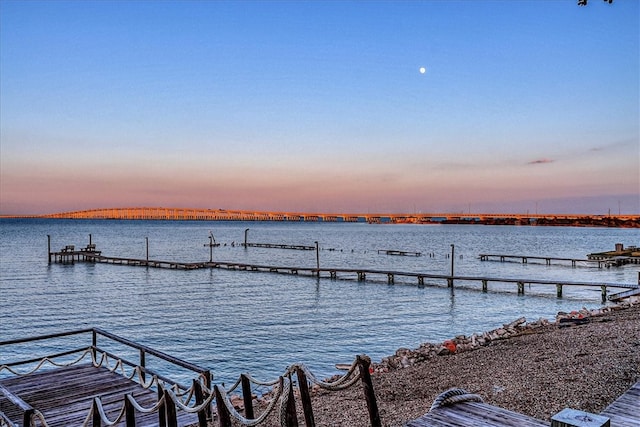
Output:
[[2, 329, 381, 427]]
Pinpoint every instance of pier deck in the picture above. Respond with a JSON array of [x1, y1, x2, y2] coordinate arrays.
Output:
[[600, 380, 640, 427], [0, 364, 198, 427], [48, 249, 639, 302], [407, 380, 640, 427], [478, 253, 630, 268], [0, 329, 211, 427], [406, 401, 547, 427]]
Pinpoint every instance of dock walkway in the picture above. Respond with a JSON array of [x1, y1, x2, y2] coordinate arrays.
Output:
[[48, 249, 639, 302], [407, 381, 640, 426], [600, 380, 640, 426], [0, 364, 198, 427], [406, 400, 547, 427]]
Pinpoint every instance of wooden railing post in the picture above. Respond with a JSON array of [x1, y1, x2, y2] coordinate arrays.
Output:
[[193, 379, 208, 427], [139, 349, 146, 384], [125, 394, 136, 427], [214, 385, 232, 427], [92, 398, 102, 427], [285, 375, 299, 427], [163, 388, 178, 427], [357, 355, 381, 427], [241, 374, 255, 420], [296, 367, 315, 427], [157, 384, 166, 427], [91, 329, 98, 363], [23, 408, 34, 427]]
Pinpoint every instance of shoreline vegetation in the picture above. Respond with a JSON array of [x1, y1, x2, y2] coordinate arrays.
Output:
[[246, 300, 640, 427]]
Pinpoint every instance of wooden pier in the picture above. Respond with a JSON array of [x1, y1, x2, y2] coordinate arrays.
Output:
[[407, 400, 547, 426], [377, 249, 422, 257], [600, 380, 640, 426], [479, 253, 614, 268], [408, 381, 640, 427], [244, 242, 315, 250], [0, 329, 211, 427], [48, 244, 639, 302]]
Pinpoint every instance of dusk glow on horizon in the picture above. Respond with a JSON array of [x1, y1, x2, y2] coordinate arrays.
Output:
[[1, 1, 638, 216]]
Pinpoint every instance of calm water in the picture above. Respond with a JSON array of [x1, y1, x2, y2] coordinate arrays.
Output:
[[1, 219, 638, 386]]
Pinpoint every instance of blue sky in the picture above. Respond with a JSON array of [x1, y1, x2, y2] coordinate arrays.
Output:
[[1, 0, 638, 215]]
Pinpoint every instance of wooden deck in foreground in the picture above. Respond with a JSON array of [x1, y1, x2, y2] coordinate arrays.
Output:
[[407, 381, 640, 427], [405, 401, 547, 427], [601, 380, 640, 427], [0, 363, 198, 427]]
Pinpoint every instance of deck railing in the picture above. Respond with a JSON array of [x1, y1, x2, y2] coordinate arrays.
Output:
[[1, 329, 380, 427]]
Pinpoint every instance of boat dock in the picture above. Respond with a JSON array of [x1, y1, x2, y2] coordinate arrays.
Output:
[[0, 329, 211, 427], [479, 253, 619, 268], [48, 244, 639, 303]]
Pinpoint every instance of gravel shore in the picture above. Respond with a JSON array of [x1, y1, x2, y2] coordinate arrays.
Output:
[[304, 302, 640, 426]]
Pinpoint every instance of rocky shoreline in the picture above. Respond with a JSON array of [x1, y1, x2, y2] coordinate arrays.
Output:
[[209, 300, 640, 426], [304, 300, 640, 426]]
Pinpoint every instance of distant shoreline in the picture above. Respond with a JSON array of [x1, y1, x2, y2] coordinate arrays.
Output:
[[1, 210, 639, 228]]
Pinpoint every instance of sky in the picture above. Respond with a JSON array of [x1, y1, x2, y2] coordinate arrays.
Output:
[[1, 0, 638, 216]]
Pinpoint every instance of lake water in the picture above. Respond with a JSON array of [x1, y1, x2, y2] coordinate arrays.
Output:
[[1, 219, 638, 386]]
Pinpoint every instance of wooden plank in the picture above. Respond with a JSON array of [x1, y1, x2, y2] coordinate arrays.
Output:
[[600, 381, 640, 427], [407, 402, 547, 427], [0, 364, 200, 427]]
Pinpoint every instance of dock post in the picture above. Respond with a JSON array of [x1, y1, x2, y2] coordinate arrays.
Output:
[[357, 355, 381, 427], [193, 380, 208, 427], [47, 235, 51, 264], [214, 385, 232, 427], [284, 374, 299, 427], [601, 285, 607, 303], [315, 241, 320, 277], [556, 284, 563, 298], [296, 367, 315, 427], [418, 276, 424, 286], [517, 281, 525, 295], [89, 233, 92, 246], [240, 374, 255, 420], [139, 349, 146, 384], [482, 280, 488, 293], [449, 244, 455, 287], [92, 398, 101, 427], [387, 273, 394, 285], [124, 394, 136, 427], [244, 228, 249, 247], [145, 237, 149, 263]]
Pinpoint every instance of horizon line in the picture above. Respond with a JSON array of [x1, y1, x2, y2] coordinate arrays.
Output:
[[1, 206, 638, 221]]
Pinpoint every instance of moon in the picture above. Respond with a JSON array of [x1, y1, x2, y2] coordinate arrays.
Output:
[[419, 67, 426, 74]]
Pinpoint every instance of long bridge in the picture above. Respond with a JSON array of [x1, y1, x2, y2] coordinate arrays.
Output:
[[6, 207, 640, 225]]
